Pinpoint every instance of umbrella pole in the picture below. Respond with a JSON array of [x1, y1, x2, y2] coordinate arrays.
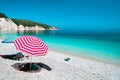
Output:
[[30, 55, 32, 71]]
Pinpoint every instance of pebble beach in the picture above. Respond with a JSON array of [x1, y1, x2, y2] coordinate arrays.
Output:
[[0, 39, 120, 80]]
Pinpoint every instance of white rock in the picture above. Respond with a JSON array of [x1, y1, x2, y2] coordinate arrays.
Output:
[[0, 18, 18, 30], [0, 18, 58, 31], [18, 25, 25, 30]]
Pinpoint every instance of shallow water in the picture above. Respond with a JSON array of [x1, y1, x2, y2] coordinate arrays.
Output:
[[0, 30, 120, 65]]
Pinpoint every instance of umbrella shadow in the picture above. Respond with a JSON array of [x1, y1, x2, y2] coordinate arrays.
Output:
[[11, 62, 52, 73], [37, 62, 52, 71], [1, 52, 24, 61]]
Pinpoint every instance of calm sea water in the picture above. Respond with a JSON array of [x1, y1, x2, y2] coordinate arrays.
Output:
[[0, 30, 120, 65]]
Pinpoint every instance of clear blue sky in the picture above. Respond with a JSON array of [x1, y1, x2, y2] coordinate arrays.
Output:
[[0, 0, 120, 31]]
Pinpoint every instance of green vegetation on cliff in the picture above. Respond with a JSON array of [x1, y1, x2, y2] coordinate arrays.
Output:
[[0, 12, 58, 30], [12, 18, 51, 29], [0, 13, 8, 18]]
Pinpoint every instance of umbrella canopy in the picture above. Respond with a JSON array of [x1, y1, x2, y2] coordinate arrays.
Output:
[[14, 36, 48, 56]]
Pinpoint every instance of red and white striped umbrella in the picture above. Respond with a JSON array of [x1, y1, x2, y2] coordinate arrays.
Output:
[[14, 36, 48, 56]]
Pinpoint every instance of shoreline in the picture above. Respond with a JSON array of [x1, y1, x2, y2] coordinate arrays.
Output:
[[0, 39, 120, 80], [49, 47, 120, 67]]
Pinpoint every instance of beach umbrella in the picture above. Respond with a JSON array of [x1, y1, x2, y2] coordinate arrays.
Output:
[[14, 36, 48, 71], [14, 36, 48, 56]]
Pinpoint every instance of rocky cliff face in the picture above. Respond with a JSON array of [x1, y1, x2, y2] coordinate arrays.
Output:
[[17, 25, 58, 30], [0, 18, 18, 30], [0, 13, 58, 31]]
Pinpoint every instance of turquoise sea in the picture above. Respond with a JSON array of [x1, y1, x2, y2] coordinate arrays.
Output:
[[0, 30, 120, 65]]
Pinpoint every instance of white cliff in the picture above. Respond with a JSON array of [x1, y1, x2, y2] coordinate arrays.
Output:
[[0, 18, 18, 30], [49, 26, 58, 30], [18, 25, 24, 30], [24, 25, 46, 30], [0, 18, 58, 31]]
